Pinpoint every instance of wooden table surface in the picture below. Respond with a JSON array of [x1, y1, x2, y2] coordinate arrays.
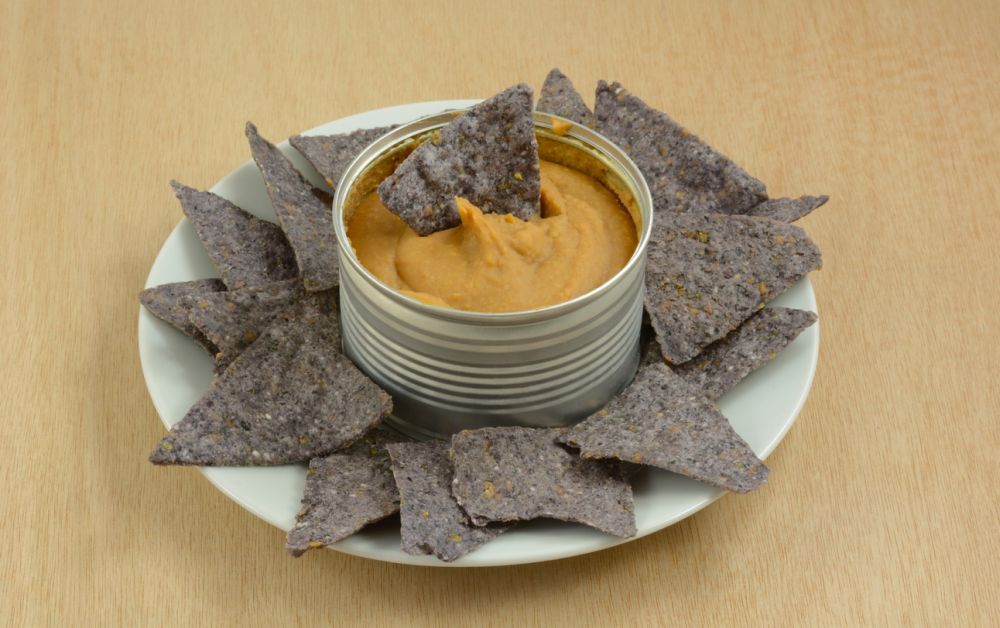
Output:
[[3, 0, 998, 625]]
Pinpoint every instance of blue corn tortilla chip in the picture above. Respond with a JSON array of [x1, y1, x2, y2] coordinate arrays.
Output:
[[645, 211, 822, 364], [170, 181, 298, 289], [289, 126, 397, 190], [377, 84, 541, 236], [286, 427, 411, 556], [746, 195, 829, 223], [560, 358, 769, 493], [450, 427, 636, 537], [536, 68, 595, 128], [149, 292, 391, 466], [674, 307, 817, 400], [246, 122, 339, 292], [594, 80, 767, 215], [387, 440, 509, 562], [185, 278, 307, 371], [139, 279, 226, 353]]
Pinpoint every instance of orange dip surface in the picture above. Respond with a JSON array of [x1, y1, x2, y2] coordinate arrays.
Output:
[[346, 161, 637, 313]]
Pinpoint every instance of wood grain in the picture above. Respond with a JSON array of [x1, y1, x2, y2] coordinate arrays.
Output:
[[2, 0, 998, 625]]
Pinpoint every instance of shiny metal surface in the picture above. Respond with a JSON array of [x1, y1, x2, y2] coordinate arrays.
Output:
[[333, 110, 653, 437]]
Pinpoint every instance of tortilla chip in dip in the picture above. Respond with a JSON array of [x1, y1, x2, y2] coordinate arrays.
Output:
[[377, 84, 541, 236]]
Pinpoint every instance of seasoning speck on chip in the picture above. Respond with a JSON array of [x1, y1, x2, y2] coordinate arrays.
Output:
[[246, 122, 340, 292], [537, 68, 595, 128], [185, 278, 307, 371], [170, 181, 298, 290], [594, 80, 767, 215], [377, 84, 541, 236], [290, 126, 398, 190], [674, 307, 818, 400], [287, 427, 410, 557], [139, 279, 227, 354], [450, 427, 636, 537], [645, 211, 822, 364], [149, 292, 391, 466], [387, 440, 509, 562], [560, 357, 769, 493], [746, 195, 829, 223]]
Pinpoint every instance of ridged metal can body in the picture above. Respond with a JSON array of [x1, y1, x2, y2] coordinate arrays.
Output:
[[334, 110, 653, 438]]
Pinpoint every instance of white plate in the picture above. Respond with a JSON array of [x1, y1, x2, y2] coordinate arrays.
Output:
[[139, 100, 820, 567]]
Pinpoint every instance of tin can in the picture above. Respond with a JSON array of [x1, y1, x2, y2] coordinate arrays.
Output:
[[333, 110, 653, 438]]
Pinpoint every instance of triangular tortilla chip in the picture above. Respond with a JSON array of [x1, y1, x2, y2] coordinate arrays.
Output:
[[673, 307, 817, 399], [450, 427, 636, 537], [377, 84, 540, 235], [645, 212, 822, 364], [185, 278, 307, 371], [387, 440, 509, 562], [594, 80, 767, 215], [536, 68, 595, 128], [170, 181, 298, 289], [286, 427, 411, 556], [139, 279, 226, 353], [289, 126, 397, 190], [149, 292, 391, 466], [746, 195, 829, 223], [246, 122, 339, 292], [560, 359, 768, 493]]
